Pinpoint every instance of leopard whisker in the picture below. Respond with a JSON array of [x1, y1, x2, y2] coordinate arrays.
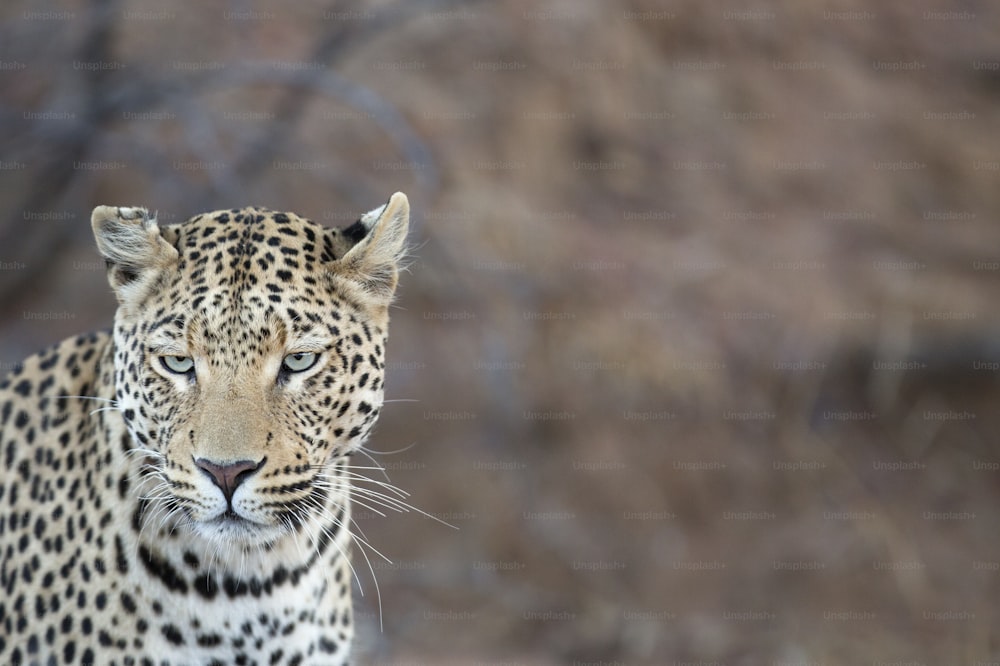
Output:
[[56, 395, 118, 403], [313, 475, 456, 529], [311, 476, 400, 507], [302, 495, 377, 605], [88, 406, 123, 416], [347, 509, 386, 632], [320, 469, 411, 498], [298, 495, 366, 602], [344, 449, 392, 482], [359, 439, 419, 456]]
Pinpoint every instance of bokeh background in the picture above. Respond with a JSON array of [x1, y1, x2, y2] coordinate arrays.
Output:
[[1, 0, 999, 663]]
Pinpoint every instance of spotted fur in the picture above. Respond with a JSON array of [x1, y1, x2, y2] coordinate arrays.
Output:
[[0, 193, 410, 664]]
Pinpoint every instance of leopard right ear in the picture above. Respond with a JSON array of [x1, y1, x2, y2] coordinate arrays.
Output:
[[327, 192, 410, 307], [91, 206, 179, 306]]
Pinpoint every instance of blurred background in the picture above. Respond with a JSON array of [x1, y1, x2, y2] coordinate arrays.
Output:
[[1, 0, 999, 663]]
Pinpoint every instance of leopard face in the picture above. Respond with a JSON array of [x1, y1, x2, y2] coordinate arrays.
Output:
[[94, 196, 409, 553]]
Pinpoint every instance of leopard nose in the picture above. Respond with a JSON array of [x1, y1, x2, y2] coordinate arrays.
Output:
[[194, 457, 266, 504]]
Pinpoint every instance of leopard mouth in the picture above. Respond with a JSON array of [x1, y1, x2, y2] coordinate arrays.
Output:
[[197, 511, 283, 544], [212, 509, 256, 525]]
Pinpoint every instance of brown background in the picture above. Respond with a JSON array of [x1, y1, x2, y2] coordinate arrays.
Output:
[[1, 0, 999, 663]]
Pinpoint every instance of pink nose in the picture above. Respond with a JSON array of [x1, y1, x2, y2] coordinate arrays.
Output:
[[194, 457, 265, 504]]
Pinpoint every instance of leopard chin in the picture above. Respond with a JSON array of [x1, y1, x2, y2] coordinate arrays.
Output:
[[192, 514, 288, 549]]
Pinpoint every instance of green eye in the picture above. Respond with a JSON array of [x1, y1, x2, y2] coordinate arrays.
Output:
[[282, 352, 318, 373], [160, 356, 194, 374]]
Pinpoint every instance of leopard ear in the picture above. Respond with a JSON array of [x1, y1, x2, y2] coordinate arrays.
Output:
[[91, 206, 178, 306], [330, 192, 410, 306]]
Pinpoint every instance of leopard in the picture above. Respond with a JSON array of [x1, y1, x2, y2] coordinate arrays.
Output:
[[0, 192, 411, 665]]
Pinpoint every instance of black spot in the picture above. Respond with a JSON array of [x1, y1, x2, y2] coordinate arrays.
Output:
[[224, 575, 247, 598], [132, 498, 149, 532], [343, 220, 367, 243], [115, 535, 129, 573], [161, 623, 185, 646], [138, 546, 188, 594], [194, 574, 217, 600]]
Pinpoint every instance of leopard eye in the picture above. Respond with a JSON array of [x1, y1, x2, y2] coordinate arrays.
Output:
[[160, 355, 194, 374], [282, 352, 318, 373]]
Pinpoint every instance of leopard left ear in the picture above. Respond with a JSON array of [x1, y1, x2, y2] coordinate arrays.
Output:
[[330, 192, 410, 306], [91, 205, 178, 307]]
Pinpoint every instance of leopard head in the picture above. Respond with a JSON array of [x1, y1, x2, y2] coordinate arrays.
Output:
[[91, 194, 409, 550]]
